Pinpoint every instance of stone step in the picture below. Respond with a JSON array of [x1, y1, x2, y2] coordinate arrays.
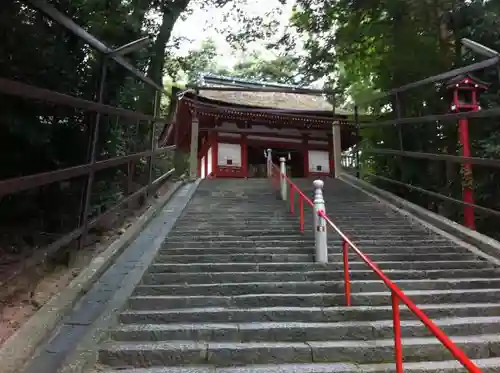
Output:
[[96, 357, 500, 373], [137, 278, 500, 296], [169, 228, 431, 236], [165, 234, 444, 242], [172, 223, 420, 230], [143, 268, 500, 285], [162, 240, 313, 248], [174, 217, 301, 223], [166, 235, 314, 242], [147, 261, 491, 273], [168, 230, 307, 236], [109, 316, 500, 342], [161, 240, 454, 249], [175, 218, 413, 226], [154, 253, 475, 264], [121, 303, 500, 324], [162, 246, 470, 255], [126, 288, 500, 309], [177, 213, 299, 218], [98, 333, 500, 367]]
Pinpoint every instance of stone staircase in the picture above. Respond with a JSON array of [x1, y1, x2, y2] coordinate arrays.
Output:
[[97, 178, 500, 373]]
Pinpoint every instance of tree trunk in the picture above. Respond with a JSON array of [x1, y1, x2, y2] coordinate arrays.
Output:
[[140, 0, 191, 113]]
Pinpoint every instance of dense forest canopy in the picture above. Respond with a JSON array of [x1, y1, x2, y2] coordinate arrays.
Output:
[[288, 0, 500, 234], [2, 0, 500, 257]]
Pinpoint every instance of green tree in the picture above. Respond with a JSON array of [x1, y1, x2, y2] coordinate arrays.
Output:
[[289, 0, 500, 235]]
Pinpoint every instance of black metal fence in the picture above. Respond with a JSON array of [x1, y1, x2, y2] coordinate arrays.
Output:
[[352, 54, 500, 235], [0, 0, 176, 294]]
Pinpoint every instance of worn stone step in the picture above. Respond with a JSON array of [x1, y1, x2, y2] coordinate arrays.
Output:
[[157, 253, 315, 263], [121, 303, 500, 323], [168, 230, 307, 237], [143, 268, 500, 285], [162, 247, 314, 255], [98, 334, 499, 367], [162, 240, 313, 248], [165, 235, 314, 242], [169, 228, 432, 236], [109, 316, 500, 342], [165, 233, 447, 242], [176, 214, 297, 220], [96, 357, 500, 373], [175, 215, 296, 220], [162, 246, 470, 256], [154, 253, 475, 264], [147, 261, 491, 273], [161, 239, 456, 249], [126, 288, 500, 309], [137, 279, 500, 296], [172, 223, 419, 230]]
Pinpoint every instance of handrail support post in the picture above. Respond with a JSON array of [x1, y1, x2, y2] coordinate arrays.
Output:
[[342, 240, 351, 306], [313, 179, 328, 263], [280, 157, 287, 200], [266, 148, 272, 178], [391, 291, 404, 373]]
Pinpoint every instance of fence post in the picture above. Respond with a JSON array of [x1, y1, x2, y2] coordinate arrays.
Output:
[[78, 57, 108, 249], [147, 89, 160, 197], [280, 157, 287, 200], [313, 179, 328, 263], [354, 105, 361, 178], [266, 148, 272, 177]]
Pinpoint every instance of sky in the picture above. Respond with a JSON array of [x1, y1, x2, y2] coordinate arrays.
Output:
[[171, 0, 296, 69]]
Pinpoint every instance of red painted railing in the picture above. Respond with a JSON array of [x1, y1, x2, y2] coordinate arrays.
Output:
[[269, 164, 482, 373], [271, 165, 314, 232]]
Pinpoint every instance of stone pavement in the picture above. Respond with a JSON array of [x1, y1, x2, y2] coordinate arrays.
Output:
[[23, 181, 199, 373]]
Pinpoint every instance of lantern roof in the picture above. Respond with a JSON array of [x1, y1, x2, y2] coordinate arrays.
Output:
[[445, 73, 489, 90]]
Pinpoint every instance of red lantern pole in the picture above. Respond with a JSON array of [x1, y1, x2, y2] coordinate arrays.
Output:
[[458, 115, 475, 230], [451, 76, 484, 231]]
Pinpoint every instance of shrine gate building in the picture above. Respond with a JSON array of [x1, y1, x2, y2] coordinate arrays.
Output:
[[161, 74, 357, 179]]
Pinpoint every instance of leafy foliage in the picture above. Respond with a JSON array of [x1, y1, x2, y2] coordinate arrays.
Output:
[[291, 0, 500, 235], [0, 0, 286, 258]]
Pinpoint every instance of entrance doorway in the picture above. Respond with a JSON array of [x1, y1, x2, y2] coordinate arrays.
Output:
[[246, 145, 305, 178]]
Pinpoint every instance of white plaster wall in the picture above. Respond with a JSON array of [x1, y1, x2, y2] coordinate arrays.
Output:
[[201, 156, 206, 179], [207, 146, 213, 175], [308, 150, 330, 173], [218, 143, 242, 167]]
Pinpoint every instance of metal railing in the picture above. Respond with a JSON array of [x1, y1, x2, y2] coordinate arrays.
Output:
[[268, 163, 482, 373], [352, 51, 500, 233], [0, 1, 177, 294], [0, 77, 176, 290], [270, 163, 313, 233]]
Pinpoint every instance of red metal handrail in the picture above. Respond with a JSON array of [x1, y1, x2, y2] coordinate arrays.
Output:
[[269, 165, 482, 373], [270, 164, 313, 232]]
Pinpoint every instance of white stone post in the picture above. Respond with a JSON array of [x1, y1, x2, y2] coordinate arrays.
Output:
[[332, 124, 342, 178], [266, 148, 272, 178], [313, 179, 328, 263], [279, 157, 287, 200]]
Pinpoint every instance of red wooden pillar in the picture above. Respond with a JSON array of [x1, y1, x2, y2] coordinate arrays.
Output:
[[205, 151, 208, 178], [241, 134, 248, 177], [212, 132, 218, 178], [302, 136, 309, 178]]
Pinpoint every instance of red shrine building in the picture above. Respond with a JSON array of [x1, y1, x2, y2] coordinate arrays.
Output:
[[161, 74, 357, 179]]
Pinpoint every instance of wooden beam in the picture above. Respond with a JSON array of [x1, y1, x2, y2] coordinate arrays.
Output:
[[199, 127, 328, 138]]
